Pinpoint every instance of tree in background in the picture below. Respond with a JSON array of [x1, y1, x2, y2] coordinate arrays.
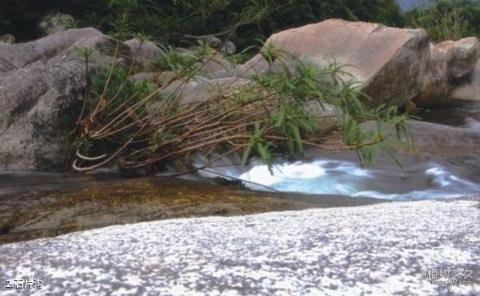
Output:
[[1, 0, 403, 46], [403, 0, 480, 41]]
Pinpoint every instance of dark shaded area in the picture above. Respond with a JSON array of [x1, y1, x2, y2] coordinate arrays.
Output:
[[414, 99, 480, 126], [1, 0, 403, 46], [0, 0, 86, 40]]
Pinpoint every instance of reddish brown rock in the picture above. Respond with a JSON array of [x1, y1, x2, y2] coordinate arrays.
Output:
[[242, 19, 430, 107]]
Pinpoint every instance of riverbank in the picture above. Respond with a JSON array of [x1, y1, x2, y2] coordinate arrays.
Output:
[[0, 174, 383, 245]]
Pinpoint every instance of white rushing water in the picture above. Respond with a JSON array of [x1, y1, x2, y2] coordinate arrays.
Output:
[[215, 159, 480, 201]]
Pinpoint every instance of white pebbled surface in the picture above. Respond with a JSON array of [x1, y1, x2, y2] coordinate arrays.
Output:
[[0, 200, 479, 295]]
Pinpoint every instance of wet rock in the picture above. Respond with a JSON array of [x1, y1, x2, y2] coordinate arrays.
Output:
[[0, 199, 478, 295], [243, 19, 430, 107], [39, 12, 76, 35], [1, 175, 375, 244]]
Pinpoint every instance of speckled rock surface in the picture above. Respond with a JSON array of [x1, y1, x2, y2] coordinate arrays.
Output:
[[0, 200, 479, 295]]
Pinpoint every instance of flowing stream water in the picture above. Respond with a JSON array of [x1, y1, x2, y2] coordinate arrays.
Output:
[[196, 99, 480, 201], [232, 159, 480, 200], [0, 100, 479, 243]]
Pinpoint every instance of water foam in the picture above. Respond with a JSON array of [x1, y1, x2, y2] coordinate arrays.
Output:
[[234, 160, 480, 200]]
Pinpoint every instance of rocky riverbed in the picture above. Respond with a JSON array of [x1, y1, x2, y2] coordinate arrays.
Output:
[[0, 173, 382, 245]]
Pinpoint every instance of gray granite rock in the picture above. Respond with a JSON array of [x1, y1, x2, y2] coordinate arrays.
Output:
[[0, 200, 478, 295], [0, 28, 132, 170], [0, 28, 102, 72], [0, 60, 86, 170]]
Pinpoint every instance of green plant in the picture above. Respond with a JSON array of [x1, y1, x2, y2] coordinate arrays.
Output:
[[74, 67, 156, 168], [403, 0, 480, 41], [148, 45, 198, 73], [73, 43, 408, 173], [108, 0, 140, 39]]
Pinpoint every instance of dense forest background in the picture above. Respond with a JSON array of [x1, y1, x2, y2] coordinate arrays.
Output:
[[0, 0, 479, 45]]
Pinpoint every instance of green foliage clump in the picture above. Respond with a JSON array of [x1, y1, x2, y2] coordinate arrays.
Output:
[[89, 67, 154, 112], [73, 44, 408, 172], [75, 67, 156, 158], [403, 0, 480, 41], [148, 45, 198, 73], [251, 58, 408, 165]]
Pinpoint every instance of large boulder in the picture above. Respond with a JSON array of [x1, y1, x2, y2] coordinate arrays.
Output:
[[0, 28, 133, 170], [0, 28, 102, 72], [416, 37, 480, 106], [0, 61, 86, 170], [242, 19, 430, 107]]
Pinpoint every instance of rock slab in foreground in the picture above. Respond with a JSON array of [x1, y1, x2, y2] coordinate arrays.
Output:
[[0, 200, 479, 295]]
